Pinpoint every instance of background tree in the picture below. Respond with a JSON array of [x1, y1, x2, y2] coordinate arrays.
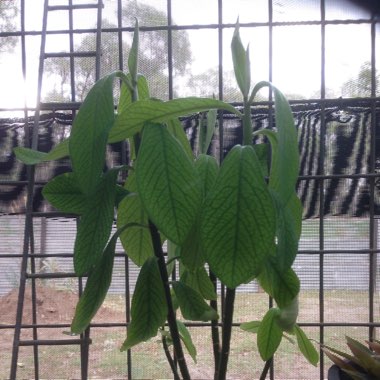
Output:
[[43, 0, 192, 101], [0, 0, 18, 53], [342, 61, 379, 97]]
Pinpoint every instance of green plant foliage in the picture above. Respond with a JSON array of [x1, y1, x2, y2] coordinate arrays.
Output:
[[71, 224, 131, 334], [136, 123, 202, 245], [172, 281, 218, 322], [117, 171, 153, 266], [200, 145, 276, 288], [257, 308, 283, 361], [42, 172, 85, 214], [293, 325, 319, 367], [73, 167, 121, 275], [322, 336, 380, 379], [176, 320, 197, 363], [121, 257, 168, 351], [13, 19, 319, 380]]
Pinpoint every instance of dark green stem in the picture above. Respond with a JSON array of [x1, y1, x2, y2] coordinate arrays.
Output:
[[162, 333, 180, 380], [217, 287, 236, 380], [209, 271, 221, 378], [148, 221, 191, 380], [259, 358, 273, 380], [242, 98, 252, 146]]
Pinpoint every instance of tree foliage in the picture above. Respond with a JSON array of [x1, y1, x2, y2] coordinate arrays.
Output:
[[0, 0, 18, 53]]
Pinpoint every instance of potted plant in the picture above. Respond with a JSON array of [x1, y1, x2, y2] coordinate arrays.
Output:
[[322, 336, 380, 380], [15, 20, 318, 379]]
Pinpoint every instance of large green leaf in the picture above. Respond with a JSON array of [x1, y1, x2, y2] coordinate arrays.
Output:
[[258, 258, 300, 309], [200, 145, 276, 289], [74, 168, 120, 275], [121, 257, 168, 351], [14, 139, 69, 165], [42, 172, 85, 214], [69, 72, 122, 194], [293, 325, 319, 366], [117, 171, 153, 266], [71, 224, 130, 334], [231, 21, 251, 98], [136, 123, 202, 245], [257, 308, 283, 361], [172, 281, 218, 322], [109, 97, 241, 143], [180, 267, 217, 301]]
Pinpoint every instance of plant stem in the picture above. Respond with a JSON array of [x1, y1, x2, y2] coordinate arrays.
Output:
[[216, 287, 236, 380], [259, 358, 273, 380], [148, 221, 191, 380], [162, 333, 181, 380], [209, 270, 221, 377], [242, 99, 252, 146]]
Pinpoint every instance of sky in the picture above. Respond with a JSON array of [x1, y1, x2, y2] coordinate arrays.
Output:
[[0, 0, 378, 111]]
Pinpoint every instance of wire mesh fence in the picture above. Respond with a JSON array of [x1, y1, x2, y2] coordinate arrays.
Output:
[[1, 0, 380, 379]]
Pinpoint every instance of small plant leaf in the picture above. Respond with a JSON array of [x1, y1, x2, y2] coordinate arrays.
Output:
[[167, 118, 194, 159], [70, 71, 122, 194], [198, 109, 217, 155], [201, 145, 276, 289], [346, 336, 380, 375], [257, 308, 283, 361], [293, 325, 319, 366], [172, 281, 218, 322], [176, 320, 197, 363], [73, 167, 120, 275], [180, 267, 217, 301], [117, 171, 153, 266], [42, 172, 85, 214], [231, 21, 251, 98], [240, 320, 261, 334], [121, 257, 168, 351], [110, 97, 241, 143], [71, 224, 131, 334], [136, 123, 202, 245], [258, 258, 300, 309], [14, 139, 69, 165]]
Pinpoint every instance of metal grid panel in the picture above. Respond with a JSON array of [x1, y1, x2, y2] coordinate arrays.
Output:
[[0, 0, 379, 379]]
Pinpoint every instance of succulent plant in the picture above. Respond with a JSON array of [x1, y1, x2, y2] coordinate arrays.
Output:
[[322, 336, 380, 380]]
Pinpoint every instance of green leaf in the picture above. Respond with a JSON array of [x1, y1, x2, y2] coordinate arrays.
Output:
[[176, 320, 197, 363], [240, 320, 261, 334], [128, 18, 139, 87], [14, 139, 69, 165], [118, 74, 150, 114], [258, 258, 300, 309], [74, 167, 120, 275], [42, 172, 85, 214], [166, 240, 180, 277], [181, 222, 204, 270], [195, 154, 219, 198], [172, 281, 218, 322], [253, 143, 269, 177], [250, 82, 299, 204], [121, 257, 168, 351], [167, 118, 194, 159], [231, 21, 251, 98], [136, 123, 202, 245], [198, 109, 217, 155], [180, 267, 217, 301], [117, 171, 153, 266], [346, 336, 380, 375], [293, 325, 319, 366], [71, 224, 131, 334], [257, 308, 283, 361], [109, 97, 241, 143], [277, 296, 299, 332], [200, 145, 276, 289], [70, 71, 122, 194]]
